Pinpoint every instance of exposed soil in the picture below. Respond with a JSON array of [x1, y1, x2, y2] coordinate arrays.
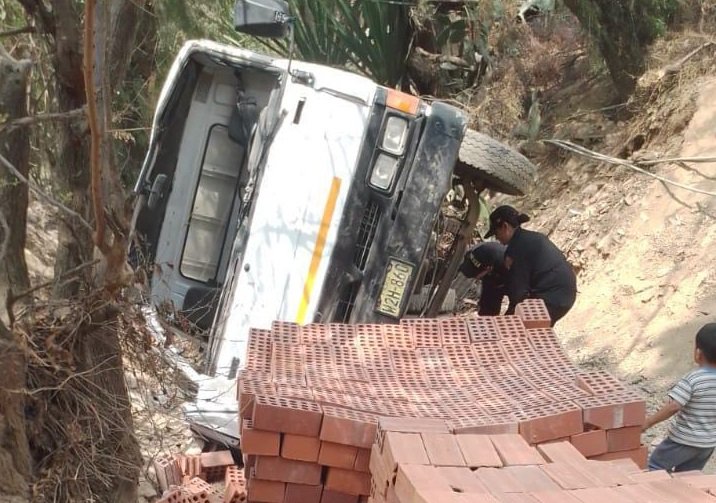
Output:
[[481, 36, 716, 471]]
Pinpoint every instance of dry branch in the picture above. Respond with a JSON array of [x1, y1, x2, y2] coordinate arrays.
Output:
[[0, 108, 85, 133]]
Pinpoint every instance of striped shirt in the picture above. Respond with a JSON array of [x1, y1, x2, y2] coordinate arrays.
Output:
[[668, 368, 716, 448]]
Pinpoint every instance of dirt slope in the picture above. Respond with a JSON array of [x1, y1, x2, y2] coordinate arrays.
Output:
[[499, 72, 716, 468]]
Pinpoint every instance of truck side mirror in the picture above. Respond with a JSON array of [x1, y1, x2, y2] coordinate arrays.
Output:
[[234, 0, 290, 38], [147, 174, 169, 210]]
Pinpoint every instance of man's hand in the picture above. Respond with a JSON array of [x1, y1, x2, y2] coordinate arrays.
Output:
[[643, 399, 682, 432]]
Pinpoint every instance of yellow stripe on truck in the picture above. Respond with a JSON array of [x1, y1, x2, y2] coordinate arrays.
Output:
[[296, 177, 342, 324]]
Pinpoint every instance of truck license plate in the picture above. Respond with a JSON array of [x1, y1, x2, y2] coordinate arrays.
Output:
[[376, 258, 414, 318]]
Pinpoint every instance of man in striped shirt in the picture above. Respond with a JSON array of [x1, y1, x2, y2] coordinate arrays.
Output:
[[644, 323, 716, 472]]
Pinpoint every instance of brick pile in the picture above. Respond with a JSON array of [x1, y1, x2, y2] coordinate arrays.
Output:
[[154, 450, 247, 502], [236, 299, 649, 502], [371, 421, 716, 502]]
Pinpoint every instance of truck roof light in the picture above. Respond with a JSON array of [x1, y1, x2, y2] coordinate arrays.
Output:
[[386, 89, 420, 115]]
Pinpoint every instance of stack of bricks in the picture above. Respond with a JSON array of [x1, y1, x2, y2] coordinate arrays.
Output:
[[237, 298, 649, 502], [154, 450, 247, 503], [371, 420, 716, 502]]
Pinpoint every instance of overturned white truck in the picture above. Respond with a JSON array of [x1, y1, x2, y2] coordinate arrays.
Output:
[[130, 0, 536, 417]]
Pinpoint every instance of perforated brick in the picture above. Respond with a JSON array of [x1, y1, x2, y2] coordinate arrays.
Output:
[[382, 324, 414, 348], [238, 378, 274, 419], [252, 394, 324, 436], [576, 370, 629, 396], [515, 298, 552, 329], [301, 323, 331, 345], [465, 314, 500, 342], [246, 329, 273, 373], [438, 317, 471, 346], [276, 383, 315, 401], [493, 315, 527, 338], [271, 320, 301, 344], [400, 318, 441, 347], [354, 324, 385, 348], [471, 343, 509, 367], [328, 323, 357, 345]]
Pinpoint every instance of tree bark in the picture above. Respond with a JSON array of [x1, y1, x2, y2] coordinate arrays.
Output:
[[0, 319, 30, 500], [0, 45, 32, 321]]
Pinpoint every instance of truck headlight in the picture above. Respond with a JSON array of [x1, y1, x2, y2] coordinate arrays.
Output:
[[382, 116, 408, 155], [369, 153, 399, 190]]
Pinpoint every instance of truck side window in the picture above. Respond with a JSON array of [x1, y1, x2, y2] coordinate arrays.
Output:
[[180, 125, 244, 282]]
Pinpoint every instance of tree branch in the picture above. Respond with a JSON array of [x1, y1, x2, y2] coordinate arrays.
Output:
[[0, 26, 36, 38], [0, 151, 93, 232], [0, 108, 86, 133]]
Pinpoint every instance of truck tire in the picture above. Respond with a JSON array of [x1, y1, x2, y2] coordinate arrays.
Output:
[[456, 129, 537, 196]]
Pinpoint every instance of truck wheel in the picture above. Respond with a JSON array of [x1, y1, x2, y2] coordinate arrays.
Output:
[[456, 129, 537, 196]]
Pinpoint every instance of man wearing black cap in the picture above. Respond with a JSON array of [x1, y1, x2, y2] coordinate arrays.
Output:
[[459, 242, 509, 316], [484, 205, 577, 326]]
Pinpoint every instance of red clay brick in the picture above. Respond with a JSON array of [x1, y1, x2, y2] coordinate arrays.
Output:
[[254, 456, 322, 485], [493, 315, 527, 338], [606, 426, 642, 453], [224, 465, 247, 503], [282, 433, 321, 463], [394, 464, 452, 503], [465, 315, 500, 342], [503, 466, 562, 492], [238, 378, 274, 419], [529, 491, 581, 503], [517, 403, 583, 444], [354, 448, 371, 473], [153, 454, 182, 491], [325, 468, 371, 496], [604, 457, 641, 474], [248, 473, 286, 503], [579, 460, 632, 487], [383, 432, 430, 469], [539, 463, 599, 490], [184, 476, 223, 501], [320, 406, 378, 449], [271, 321, 301, 344], [475, 466, 525, 493], [536, 441, 587, 465], [327, 323, 356, 345], [320, 489, 359, 503], [589, 445, 648, 469], [490, 434, 546, 466], [574, 393, 646, 430], [645, 479, 716, 503], [455, 434, 503, 468], [319, 441, 359, 469], [200, 450, 234, 482], [421, 433, 466, 467], [628, 470, 672, 483], [252, 395, 323, 436], [447, 414, 520, 435], [439, 318, 471, 346], [570, 430, 607, 458], [284, 483, 323, 503], [437, 466, 490, 494], [515, 299, 552, 329], [241, 420, 281, 456], [569, 487, 633, 503]]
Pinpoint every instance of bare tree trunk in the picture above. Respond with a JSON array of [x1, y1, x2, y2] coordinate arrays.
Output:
[[0, 319, 30, 500], [0, 45, 32, 320]]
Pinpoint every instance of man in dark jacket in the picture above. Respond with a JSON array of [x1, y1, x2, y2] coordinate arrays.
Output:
[[459, 241, 509, 316], [484, 205, 577, 326]]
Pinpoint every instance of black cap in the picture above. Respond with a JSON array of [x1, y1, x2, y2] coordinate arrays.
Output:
[[484, 205, 530, 238]]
